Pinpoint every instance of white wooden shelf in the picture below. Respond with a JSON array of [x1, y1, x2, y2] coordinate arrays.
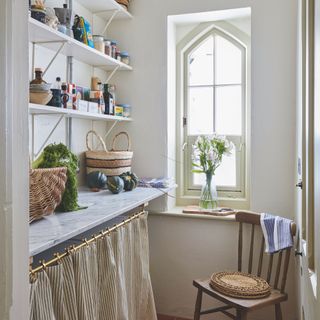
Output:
[[29, 103, 132, 122], [76, 0, 133, 19], [29, 18, 132, 71]]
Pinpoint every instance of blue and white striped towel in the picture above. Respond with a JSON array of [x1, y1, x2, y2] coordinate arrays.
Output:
[[260, 213, 293, 254]]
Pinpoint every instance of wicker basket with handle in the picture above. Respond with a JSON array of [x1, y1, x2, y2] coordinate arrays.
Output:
[[29, 167, 68, 223], [85, 130, 133, 176]]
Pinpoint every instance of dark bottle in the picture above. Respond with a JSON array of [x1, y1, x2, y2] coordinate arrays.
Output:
[[103, 84, 114, 115]]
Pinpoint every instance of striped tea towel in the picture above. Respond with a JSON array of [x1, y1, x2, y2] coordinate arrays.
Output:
[[260, 213, 293, 253]]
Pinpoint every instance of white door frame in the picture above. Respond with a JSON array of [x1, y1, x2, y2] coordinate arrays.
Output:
[[297, 0, 320, 318], [0, 0, 29, 319]]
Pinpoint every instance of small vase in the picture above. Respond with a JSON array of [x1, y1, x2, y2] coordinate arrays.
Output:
[[199, 172, 218, 210]]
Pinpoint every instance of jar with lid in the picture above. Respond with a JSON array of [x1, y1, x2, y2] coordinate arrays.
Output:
[[104, 39, 111, 56], [93, 35, 105, 53], [30, 68, 46, 85], [111, 41, 117, 59], [116, 50, 121, 61], [120, 52, 130, 65]]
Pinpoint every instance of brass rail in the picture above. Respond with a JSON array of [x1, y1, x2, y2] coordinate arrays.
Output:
[[30, 210, 146, 276]]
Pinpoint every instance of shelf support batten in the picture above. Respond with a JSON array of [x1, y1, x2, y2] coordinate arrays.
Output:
[[33, 115, 65, 159], [42, 42, 67, 77], [98, 9, 120, 35], [104, 120, 119, 140], [105, 65, 120, 83]]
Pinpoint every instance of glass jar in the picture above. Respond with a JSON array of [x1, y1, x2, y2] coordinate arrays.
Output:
[[93, 35, 105, 53], [111, 41, 117, 59], [119, 104, 131, 117], [116, 50, 121, 61], [120, 52, 130, 65], [104, 40, 111, 56]]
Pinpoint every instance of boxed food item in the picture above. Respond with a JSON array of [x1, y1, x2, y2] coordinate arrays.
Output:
[[88, 101, 99, 114], [115, 105, 123, 117], [78, 100, 88, 112]]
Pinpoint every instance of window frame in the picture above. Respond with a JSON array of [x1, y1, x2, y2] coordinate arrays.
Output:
[[182, 28, 247, 199]]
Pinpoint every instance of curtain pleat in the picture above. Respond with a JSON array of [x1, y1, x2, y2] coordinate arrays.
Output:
[[45, 255, 78, 320], [29, 272, 56, 320], [29, 213, 157, 320]]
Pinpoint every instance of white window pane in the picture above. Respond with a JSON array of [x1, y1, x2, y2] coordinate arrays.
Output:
[[215, 148, 237, 187], [215, 86, 242, 135], [193, 145, 237, 187], [215, 35, 242, 85], [188, 87, 214, 135], [188, 36, 213, 86]]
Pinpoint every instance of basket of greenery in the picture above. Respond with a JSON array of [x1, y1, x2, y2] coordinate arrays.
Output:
[[29, 167, 67, 223], [30, 143, 82, 222]]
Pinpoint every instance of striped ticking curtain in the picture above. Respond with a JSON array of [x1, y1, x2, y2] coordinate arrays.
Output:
[[29, 213, 157, 320]]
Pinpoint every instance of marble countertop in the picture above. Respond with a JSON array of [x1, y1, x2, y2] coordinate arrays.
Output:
[[29, 187, 170, 256]]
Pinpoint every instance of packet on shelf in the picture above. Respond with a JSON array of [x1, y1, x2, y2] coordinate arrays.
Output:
[[78, 100, 88, 112], [88, 102, 99, 114]]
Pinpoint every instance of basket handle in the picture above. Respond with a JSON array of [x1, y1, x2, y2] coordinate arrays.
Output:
[[86, 130, 108, 152], [111, 132, 131, 151]]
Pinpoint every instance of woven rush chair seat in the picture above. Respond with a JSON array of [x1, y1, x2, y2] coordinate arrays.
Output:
[[194, 278, 287, 311], [210, 271, 271, 299]]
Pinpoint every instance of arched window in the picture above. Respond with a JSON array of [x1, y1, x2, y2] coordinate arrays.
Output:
[[182, 27, 247, 198]]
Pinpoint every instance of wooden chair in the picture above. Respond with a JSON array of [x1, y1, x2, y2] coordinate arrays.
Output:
[[193, 211, 296, 320]]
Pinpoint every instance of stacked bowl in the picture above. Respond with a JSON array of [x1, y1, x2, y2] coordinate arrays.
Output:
[[30, 83, 52, 105]]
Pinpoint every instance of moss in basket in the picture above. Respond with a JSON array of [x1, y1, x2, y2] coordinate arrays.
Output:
[[32, 143, 82, 212]]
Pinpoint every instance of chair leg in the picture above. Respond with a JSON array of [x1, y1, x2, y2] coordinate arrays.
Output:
[[194, 288, 203, 320], [275, 303, 282, 320], [236, 309, 248, 320]]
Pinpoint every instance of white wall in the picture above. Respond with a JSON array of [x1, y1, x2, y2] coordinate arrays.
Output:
[[108, 0, 298, 318]]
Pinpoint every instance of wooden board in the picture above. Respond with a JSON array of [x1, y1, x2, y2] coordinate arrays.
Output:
[[183, 206, 236, 217]]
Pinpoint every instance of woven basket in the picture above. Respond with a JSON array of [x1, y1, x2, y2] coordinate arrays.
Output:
[[85, 130, 133, 176], [210, 271, 271, 299], [29, 167, 68, 223]]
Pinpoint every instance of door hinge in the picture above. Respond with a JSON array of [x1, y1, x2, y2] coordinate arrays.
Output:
[[183, 117, 187, 126], [296, 180, 303, 189]]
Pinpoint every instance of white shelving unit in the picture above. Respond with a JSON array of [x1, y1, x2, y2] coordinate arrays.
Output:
[[29, 18, 132, 72], [29, 103, 132, 122], [76, 0, 133, 19]]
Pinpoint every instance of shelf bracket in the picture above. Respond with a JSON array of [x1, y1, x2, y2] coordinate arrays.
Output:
[[104, 120, 119, 140], [31, 40, 67, 77], [105, 65, 120, 83], [43, 42, 67, 77], [98, 9, 120, 35], [32, 115, 65, 160]]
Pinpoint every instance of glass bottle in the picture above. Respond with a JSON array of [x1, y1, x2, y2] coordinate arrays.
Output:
[[53, 77, 61, 90], [103, 84, 114, 115]]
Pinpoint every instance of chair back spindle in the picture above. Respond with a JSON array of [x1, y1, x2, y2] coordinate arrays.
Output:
[[274, 251, 283, 289], [236, 211, 296, 293], [238, 222, 243, 272], [248, 224, 255, 273], [257, 236, 264, 277]]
